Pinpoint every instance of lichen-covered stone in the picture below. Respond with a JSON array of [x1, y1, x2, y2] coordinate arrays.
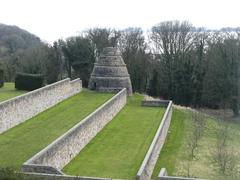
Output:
[[88, 47, 132, 95]]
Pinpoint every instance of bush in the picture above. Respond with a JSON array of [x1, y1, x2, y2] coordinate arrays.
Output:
[[15, 73, 44, 91], [0, 69, 4, 88]]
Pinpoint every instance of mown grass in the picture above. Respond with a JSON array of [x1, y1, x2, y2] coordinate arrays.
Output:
[[0, 82, 26, 102], [63, 94, 165, 180], [152, 108, 240, 180], [151, 109, 187, 178], [0, 90, 113, 169]]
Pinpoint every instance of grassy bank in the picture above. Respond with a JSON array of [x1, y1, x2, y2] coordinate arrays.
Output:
[[0, 82, 26, 102], [0, 90, 113, 169], [63, 94, 165, 180], [151, 109, 187, 178], [152, 108, 240, 180]]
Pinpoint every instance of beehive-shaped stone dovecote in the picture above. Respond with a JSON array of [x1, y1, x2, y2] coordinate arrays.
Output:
[[88, 47, 132, 96]]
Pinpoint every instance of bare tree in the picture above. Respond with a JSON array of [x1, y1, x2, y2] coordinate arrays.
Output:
[[150, 21, 196, 104], [187, 111, 206, 159], [212, 120, 237, 176]]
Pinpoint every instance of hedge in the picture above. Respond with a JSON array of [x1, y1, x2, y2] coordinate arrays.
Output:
[[15, 73, 44, 91], [0, 69, 3, 88]]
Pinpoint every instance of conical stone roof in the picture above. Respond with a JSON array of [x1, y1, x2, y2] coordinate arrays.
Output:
[[88, 47, 132, 95]]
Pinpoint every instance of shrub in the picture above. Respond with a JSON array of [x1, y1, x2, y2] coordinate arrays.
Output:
[[15, 73, 44, 91], [0, 69, 4, 88]]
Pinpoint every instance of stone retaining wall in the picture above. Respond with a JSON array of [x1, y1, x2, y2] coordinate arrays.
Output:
[[21, 172, 113, 180], [0, 78, 82, 134], [70, 78, 82, 95], [136, 100, 173, 180], [141, 100, 170, 107], [22, 89, 127, 174], [158, 168, 206, 180]]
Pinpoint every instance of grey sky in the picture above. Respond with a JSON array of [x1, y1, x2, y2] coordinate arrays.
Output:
[[1, 0, 239, 43]]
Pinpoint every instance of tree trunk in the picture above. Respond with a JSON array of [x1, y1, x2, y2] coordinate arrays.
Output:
[[231, 97, 239, 116]]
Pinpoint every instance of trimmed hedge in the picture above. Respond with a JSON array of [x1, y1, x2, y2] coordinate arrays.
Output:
[[15, 73, 44, 91], [0, 69, 3, 88]]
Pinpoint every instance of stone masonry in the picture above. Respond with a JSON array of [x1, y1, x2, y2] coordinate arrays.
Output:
[[88, 47, 132, 96]]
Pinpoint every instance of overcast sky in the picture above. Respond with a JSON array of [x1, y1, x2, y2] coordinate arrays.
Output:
[[0, 0, 239, 43]]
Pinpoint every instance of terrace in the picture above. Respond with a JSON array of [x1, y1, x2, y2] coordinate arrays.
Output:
[[0, 90, 113, 169], [63, 94, 165, 179]]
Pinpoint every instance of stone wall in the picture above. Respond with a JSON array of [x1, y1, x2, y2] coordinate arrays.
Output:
[[21, 172, 113, 180], [136, 101, 173, 180], [22, 89, 127, 174], [141, 100, 170, 107], [158, 168, 206, 180], [0, 78, 82, 134], [70, 78, 82, 95]]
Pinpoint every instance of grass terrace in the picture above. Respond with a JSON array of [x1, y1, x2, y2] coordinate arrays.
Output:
[[0, 82, 27, 102], [152, 109, 186, 179], [0, 90, 114, 169], [63, 94, 165, 180]]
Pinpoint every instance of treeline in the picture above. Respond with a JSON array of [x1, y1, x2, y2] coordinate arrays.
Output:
[[0, 21, 239, 115]]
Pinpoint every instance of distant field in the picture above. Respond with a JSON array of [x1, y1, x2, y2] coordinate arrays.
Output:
[[0, 82, 26, 102], [0, 90, 113, 169], [63, 94, 165, 180], [152, 108, 240, 180]]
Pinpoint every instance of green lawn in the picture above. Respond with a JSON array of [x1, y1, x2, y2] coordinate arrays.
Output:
[[0, 82, 26, 102], [63, 94, 165, 180], [0, 90, 113, 169], [151, 109, 187, 179], [152, 108, 240, 180]]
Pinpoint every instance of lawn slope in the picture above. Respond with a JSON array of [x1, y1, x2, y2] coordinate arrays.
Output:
[[63, 94, 165, 180], [0, 82, 26, 102], [0, 90, 113, 169], [151, 109, 186, 178]]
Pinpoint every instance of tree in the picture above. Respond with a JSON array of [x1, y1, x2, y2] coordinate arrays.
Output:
[[150, 21, 195, 105], [191, 29, 209, 107], [212, 120, 238, 176], [119, 27, 150, 92], [86, 28, 120, 57], [52, 39, 66, 80], [61, 36, 95, 86], [148, 69, 160, 97], [45, 45, 62, 83], [203, 32, 240, 116]]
